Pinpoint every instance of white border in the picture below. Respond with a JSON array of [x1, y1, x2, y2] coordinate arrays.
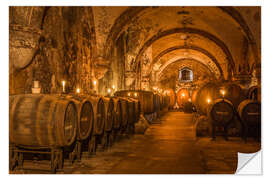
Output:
[[2, 0, 269, 179]]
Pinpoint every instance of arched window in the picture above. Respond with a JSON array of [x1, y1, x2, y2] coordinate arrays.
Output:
[[179, 68, 193, 82]]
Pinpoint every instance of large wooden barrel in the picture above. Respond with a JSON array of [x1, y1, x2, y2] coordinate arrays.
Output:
[[195, 83, 221, 115], [87, 96, 105, 135], [115, 90, 154, 114], [9, 94, 77, 148], [238, 100, 261, 126], [219, 83, 246, 108], [207, 99, 234, 126], [112, 97, 122, 130], [167, 89, 176, 108], [10, 7, 45, 69], [64, 95, 94, 141], [102, 97, 114, 132], [176, 88, 190, 108], [247, 86, 261, 102]]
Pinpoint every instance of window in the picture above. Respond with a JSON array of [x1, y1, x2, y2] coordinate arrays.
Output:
[[179, 68, 193, 82]]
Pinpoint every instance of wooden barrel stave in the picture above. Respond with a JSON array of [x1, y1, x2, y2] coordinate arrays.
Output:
[[112, 98, 122, 130], [102, 97, 114, 132], [9, 94, 77, 148], [86, 95, 105, 136]]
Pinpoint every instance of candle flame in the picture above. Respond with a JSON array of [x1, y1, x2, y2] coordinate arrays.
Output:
[[128, 92, 131, 96], [207, 98, 211, 104], [93, 80, 97, 85], [76, 88, 80, 94]]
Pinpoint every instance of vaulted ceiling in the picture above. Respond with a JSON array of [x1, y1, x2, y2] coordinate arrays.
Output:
[[92, 6, 260, 88]]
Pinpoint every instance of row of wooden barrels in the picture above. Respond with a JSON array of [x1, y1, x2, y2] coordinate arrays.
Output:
[[9, 94, 141, 149], [9, 93, 141, 172], [114, 90, 170, 115], [165, 83, 260, 112]]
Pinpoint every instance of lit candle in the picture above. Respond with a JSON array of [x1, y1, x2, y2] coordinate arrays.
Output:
[[128, 92, 131, 97], [134, 92, 137, 97], [93, 80, 97, 86], [112, 85, 115, 89], [182, 93, 185, 97], [62, 81, 66, 93], [76, 88, 80, 94], [207, 98, 211, 104]]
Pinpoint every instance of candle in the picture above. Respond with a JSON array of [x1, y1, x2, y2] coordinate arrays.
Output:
[[112, 85, 115, 89], [93, 80, 97, 86], [108, 88, 111, 94], [76, 88, 80, 94], [62, 81, 66, 93], [207, 98, 211, 104], [128, 92, 131, 97], [134, 92, 137, 97]]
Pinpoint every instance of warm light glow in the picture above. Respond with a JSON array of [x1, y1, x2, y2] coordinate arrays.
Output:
[[93, 80, 97, 86], [207, 98, 211, 104], [134, 92, 137, 97], [220, 89, 226, 96], [128, 92, 131, 96], [153, 86, 157, 91], [76, 88, 80, 94], [112, 85, 115, 89], [181, 93, 185, 97], [62, 81, 66, 93], [107, 88, 112, 94], [188, 98, 191, 102]]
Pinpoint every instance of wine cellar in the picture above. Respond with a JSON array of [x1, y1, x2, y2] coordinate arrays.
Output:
[[9, 6, 261, 174]]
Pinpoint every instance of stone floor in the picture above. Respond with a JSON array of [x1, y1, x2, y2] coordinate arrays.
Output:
[[11, 112, 261, 174]]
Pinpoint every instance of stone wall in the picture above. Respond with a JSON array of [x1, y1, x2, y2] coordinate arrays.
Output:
[[9, 7, 96, 95]]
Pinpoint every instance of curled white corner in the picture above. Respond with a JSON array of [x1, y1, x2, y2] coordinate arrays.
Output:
[[235, 150, 262, 174]]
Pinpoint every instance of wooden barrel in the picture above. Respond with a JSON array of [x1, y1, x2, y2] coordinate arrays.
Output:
[[64, 95, 94, 141], [176, 88, 190, 108], [153, 93, 161, 112], [119, 98, 128, 128], [102, 97, 114, 132], [207, 99, 234, 126], [238, 100, 261, 126], [112, 97, 122, 130], [87, 96, 105, 135], [115, 90, 154, 114], [9, 94, 77, 148], [195, 83, 221, 115], [247, 86, 261, 101], [219, 83, 245, 108], [10, 7, 45, 69], [167, 89, 176, 109]]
